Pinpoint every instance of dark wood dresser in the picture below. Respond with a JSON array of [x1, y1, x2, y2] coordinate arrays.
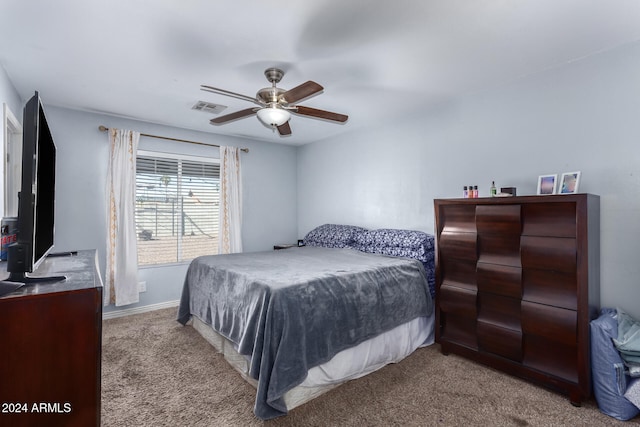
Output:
[[434, 194, 599, 405], [0, 250, 102, 426]]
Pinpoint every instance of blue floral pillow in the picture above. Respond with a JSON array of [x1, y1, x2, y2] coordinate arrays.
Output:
[[352, 244, 431, 262], [351, 229, 436, 297], [303, 224, 367, 248], [353, 228, 435, 251]]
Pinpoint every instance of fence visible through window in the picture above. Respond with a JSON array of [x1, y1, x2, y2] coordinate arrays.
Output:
[[135, 153, 220, 265]]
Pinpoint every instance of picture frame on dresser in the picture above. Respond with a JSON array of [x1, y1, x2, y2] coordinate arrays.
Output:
[[537, 174, 557, 195], [559, 171, 581, 194]]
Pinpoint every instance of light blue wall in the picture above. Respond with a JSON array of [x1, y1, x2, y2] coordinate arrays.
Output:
[[43, 107, 298, 314], [297, 41, 640, 319], [0, 66, 21, 120]]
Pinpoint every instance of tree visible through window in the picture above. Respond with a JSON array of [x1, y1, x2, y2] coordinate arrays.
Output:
[[135, 151, 220, 265]]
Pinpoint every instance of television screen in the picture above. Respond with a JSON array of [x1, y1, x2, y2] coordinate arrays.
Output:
[[32, 103, 56, 264], [5, 91, 64, 284]]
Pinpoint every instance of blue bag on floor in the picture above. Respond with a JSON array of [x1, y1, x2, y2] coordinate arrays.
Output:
[[590, 308, 640, 420]]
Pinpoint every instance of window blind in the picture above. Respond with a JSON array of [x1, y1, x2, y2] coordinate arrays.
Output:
[[135, 154, 220, 266]]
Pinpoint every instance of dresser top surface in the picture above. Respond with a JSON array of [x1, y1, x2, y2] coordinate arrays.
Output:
[[0, 249, 102, 299], [435, 193, 599, 205]]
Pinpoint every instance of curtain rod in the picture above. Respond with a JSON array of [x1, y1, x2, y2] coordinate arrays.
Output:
[[98, 125, 249, 153]]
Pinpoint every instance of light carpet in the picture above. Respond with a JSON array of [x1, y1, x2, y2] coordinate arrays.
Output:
[[101, 308, 639, 426]]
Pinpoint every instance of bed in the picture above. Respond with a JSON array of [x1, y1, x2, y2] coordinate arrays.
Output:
[[177, 224, 436, 420]]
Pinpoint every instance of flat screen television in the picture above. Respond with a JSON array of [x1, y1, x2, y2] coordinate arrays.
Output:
[[4, 91, 65, 284]]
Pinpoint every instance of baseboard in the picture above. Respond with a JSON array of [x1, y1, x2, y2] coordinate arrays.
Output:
[[102, 300, 180, 320]]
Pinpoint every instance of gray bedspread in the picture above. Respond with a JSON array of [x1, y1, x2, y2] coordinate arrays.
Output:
[[177, 246, 433, 420]]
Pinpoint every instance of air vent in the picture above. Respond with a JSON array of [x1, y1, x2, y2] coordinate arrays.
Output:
[[191, 101, 227, 114]]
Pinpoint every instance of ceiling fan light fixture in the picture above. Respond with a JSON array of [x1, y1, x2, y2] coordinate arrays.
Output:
[[256, 106, 290, 127]]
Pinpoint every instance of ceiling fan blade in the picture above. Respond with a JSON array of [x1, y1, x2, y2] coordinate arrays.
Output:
[[294, 105, 348, 123], [281, 81, 324, 104], [209, 108, 258, 125], [277, 121, 292, 136], [201, 85, 263, 105]]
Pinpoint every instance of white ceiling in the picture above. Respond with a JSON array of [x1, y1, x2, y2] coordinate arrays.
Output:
[[1, 0, 640, 145]]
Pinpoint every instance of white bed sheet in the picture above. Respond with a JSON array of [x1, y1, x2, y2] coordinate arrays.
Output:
[[302, 311, 435, 387], [192, 311, 435, 410]]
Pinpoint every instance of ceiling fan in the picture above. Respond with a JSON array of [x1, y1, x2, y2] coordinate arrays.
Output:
[[200, 67, 348, 136]]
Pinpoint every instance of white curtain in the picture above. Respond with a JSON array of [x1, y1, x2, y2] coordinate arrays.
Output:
[[218, 146, 243, 254], [105, 128, 140, 306]]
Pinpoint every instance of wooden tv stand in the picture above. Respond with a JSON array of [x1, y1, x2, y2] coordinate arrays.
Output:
[[0, 249, 103, 426]]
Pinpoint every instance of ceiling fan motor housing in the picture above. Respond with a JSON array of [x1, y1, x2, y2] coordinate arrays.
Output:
[[257, 87, 286, 104]]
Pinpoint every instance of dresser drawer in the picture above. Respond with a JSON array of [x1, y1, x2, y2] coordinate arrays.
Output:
[[521, 301, 576, 344], [522, 268, 577, 310], [440, 314, 478, 350], [439, 231, 477, 261], [478, 321, 522, 362], [478, 233, 522, 267], [476, 204, 521, 235], [478, 292, 521, 331], [521, 236, 576, 273], [440, 259, 477, 292], [522, 202, 577, 238], [439, 204, 477, 234], [439, 284, 477, 318], [523, 335, 578, 383], [477, 262, 522, 298]]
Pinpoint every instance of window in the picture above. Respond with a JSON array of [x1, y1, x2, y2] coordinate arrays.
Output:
[[135, 150, 220, 266]]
